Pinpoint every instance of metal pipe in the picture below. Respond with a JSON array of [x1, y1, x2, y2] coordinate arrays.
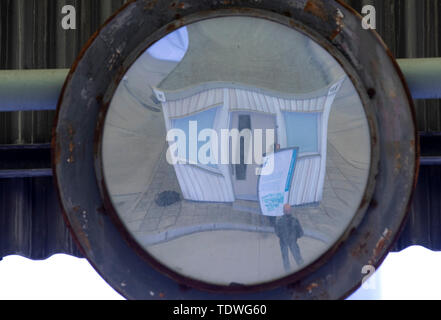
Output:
[[0, 144, 52, 179], [0, 169, 53, 179], [420, 157, 441, 166], [0, 59, 440, 112], [0, 69, 69, 112], [0, 60, 439, 173], [397, 58, 441, 99]]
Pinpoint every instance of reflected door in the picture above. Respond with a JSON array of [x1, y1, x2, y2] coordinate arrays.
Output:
[[230, 112, 277, 201]]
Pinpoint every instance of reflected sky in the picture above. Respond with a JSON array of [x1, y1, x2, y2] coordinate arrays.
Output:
[[147, 26, 189, 62]]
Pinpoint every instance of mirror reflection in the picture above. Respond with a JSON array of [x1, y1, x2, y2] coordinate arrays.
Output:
[[102, 17, 371, 286]]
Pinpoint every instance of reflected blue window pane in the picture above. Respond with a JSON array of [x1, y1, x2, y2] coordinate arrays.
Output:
[[173, 107, 218, 168], [283, 112, 319, 153]]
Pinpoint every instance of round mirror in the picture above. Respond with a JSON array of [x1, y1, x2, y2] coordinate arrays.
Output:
[[100, 16, 371, 286]]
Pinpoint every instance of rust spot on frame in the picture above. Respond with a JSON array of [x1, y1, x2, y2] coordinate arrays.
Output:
[[54, 141, 62, 165], [372, 228, 392, 260], [67, 124, 75, 137], [75, 228, 92, 252], [67, 154, 74, 164], [67, 124, 76, 164], [69, 214, 92, 252], [69, 141, 75, 154], [351, 242, 367, 258], [144, 0, 158, 10], [304, 0, 328, 21], [166, 23, 177, 32], [177, 2, 187, 9], [306, 282, 319, 293], [330, 9, 345, 41]]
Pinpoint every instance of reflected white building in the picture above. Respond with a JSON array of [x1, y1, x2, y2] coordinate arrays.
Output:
[[155, 79, 344, 205]]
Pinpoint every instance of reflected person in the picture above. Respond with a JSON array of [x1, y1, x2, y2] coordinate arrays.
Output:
[[275, 204, 304, 272]]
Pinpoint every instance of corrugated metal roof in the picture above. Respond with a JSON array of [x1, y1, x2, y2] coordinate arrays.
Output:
[[0, 0, 440, 259]]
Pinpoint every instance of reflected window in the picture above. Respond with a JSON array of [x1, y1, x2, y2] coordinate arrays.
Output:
[[172, 107, 219, 168], [283, 112, 319, 154]]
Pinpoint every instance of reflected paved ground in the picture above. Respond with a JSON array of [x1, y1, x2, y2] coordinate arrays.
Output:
[[114, 147, 275, 246], [147, 230, 325, 286]]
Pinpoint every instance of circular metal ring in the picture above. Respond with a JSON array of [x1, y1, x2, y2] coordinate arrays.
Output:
[[53, 0, 418, 299]]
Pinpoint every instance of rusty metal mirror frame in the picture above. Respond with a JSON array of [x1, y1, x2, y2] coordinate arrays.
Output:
[[53, 0, 418, 300]]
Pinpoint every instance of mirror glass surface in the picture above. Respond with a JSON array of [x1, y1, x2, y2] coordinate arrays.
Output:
[[102, 16, 371, 286]]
